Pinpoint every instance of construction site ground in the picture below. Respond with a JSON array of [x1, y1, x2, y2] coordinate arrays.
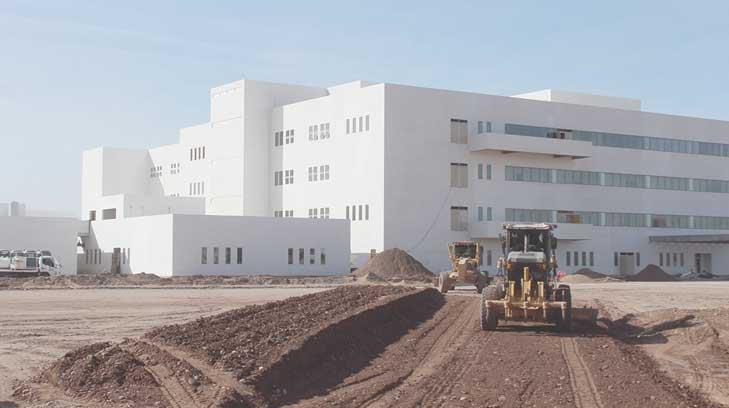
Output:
[[2, 281, 729, 407]]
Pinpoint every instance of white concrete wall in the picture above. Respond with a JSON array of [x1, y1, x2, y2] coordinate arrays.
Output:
[[78, 215, 174, 275], [80, 214, 350, 276], [172, 215, 350, 276], [0, 217, 83, 274]]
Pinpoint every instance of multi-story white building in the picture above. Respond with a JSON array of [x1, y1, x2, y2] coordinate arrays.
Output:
[[82, 79, 729, 276]]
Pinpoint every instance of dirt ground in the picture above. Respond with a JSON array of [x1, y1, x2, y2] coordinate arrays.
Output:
[[0, 287, 327, 405], [4, 282, 729, 407]]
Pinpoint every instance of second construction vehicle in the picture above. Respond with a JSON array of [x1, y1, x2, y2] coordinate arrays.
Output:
[[438, 241, 490, 294], [480, 223, 573, 332]]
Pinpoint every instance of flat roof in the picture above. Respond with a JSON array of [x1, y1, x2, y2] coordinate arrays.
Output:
[[649, 234, 729, 244]]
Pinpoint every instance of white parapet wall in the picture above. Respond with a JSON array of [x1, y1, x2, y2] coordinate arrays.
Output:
[[0, 217, 85, 274], [79, 214, 350, 276]]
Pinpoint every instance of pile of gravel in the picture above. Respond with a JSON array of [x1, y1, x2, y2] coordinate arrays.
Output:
[[353, 248, 434, 282]]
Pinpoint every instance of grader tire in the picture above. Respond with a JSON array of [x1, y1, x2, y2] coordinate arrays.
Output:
[[438, 271, 450, 294], [556, 284, 573, 332], [475, 273, 489, 294], [480, 286, 498, 330]]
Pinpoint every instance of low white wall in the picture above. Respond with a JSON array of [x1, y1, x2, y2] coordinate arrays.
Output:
[[82, 214, 350, 277], [0, 217, 83, 274], [172, 215, 350, 276]]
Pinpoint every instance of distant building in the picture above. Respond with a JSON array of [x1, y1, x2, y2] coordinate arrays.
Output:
[[0, 201, 27, 217], [81, 79, 729, 276]]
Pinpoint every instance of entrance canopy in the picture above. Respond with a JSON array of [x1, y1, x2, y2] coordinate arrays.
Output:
[[649, 234, 729, 244]]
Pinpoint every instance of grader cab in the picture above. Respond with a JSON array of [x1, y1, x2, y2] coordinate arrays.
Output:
[[437, 241, 490, 294], [480, 223, 573, 332]]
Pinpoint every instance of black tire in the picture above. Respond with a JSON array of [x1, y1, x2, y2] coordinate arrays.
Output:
[[556, 284, 573, 332], [475, 273, 488, 294], [438, 271, 450, 294], [480, 287, 498, 330]]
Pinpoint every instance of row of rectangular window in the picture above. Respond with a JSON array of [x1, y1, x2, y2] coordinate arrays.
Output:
[[189, 181, 205, 196], [274, 170, 295, 186], [190, 146, 206, 161], [346, 204, 369, 221], [346, 115, 370, 134], [309, 123, 331, 141], [505, 165, 729, 193], [504, 208, 729, 230], [307, 165, 330, 182], [84, 249, 103, 265], [565, 251, 595, 267], [476, 207, 493, 222], [150, 165, 163, 178], [308, 208, 330, 218], [476, 164, 492, 180], [451, 163, 492, 187], [274, 129, 295, 147], [659, 252, 685, 267], [504, 123, 729, 158], [201, 247, 243, 265], [274, 210, 294, 217], [287, 248, 326, 265]]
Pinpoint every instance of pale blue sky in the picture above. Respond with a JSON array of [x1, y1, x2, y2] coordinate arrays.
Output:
[[1, 0, 728, 215]]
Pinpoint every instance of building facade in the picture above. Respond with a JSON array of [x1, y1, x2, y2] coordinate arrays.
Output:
[[82, 79, 729, 275]]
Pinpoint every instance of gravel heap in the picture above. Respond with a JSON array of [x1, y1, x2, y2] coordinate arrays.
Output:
[[627, 264, 677, 282], [353, 248, 434, 282]]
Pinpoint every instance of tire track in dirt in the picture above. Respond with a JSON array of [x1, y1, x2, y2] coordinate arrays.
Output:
[[560, 337, 604, 408]]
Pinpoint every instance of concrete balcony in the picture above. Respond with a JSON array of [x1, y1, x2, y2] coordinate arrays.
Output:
[[469, 133, 592, 159], [469, 221, 593, 241]]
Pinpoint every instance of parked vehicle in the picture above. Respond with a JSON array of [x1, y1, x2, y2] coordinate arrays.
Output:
[[10, 250, 39, 271], [39, 256, 62, 275], [0, 250, 11, 269]]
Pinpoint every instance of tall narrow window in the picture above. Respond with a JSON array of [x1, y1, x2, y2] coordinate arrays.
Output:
[[236, 247, 243, 264], [310, 248, 316, 264], [574, 251, 579, 266], [351, 205, 357, 220], [614, 252, 618, 266], [487, 250, 492, 266], [225, 247, 231, 264], [346, 119, 350, 134], [320, 248, 326, 265], [477, 164, 483, 179], [450, 163, 468, 188], [213, 247, 219, 264], [450, 206, 468, 231], [346, 206, 350, 220], [486, 164, 492, 180], [202, 146, 206, 159], [478, 121, 484, 134], [636, 252, 641, 266], [566, 251, 571, 266], [486, 121, 492, 133], [659, 252, 663, 266], [589, 252, 594, 266], [201, 247, 208, 264], [288, 248, 294, 264], [358, 205, 363, 220], [581, 252, 587, 266], [359, 116, 363, 132], [299, 248, 304, 264], [365, 205, 369, 220], [365, 115, 370, 131], [680, 252, 684, 267], [478, 206, 484, 221], [352, 117, 357, 132], [450, 119, 468, 144]]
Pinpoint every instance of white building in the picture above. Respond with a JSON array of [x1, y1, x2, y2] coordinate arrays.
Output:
[[82, 79, 729, 276]]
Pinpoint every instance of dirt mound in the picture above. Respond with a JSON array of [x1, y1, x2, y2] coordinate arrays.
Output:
[[575, 268, 609, 279], [19, 286, 438, 407], [561, 268, 623, 283], [627, 264, 677, 282], [353, 248, 434, 282]]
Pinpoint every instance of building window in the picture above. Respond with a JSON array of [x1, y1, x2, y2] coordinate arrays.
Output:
[[320, 123, 331, 139], [285, 169, 294, 184], [285, 210, 294, 217], [320, 165, 330, 180], [308, 166, 318, 182], [213, 247, 219, 264], [89, 210, 96, 221], [309, 125, 319, 141], [566, 251, 571, 266], [346, 206, 350, 220], [659, 252, 663, 266], [284, 129, 294, 144], [614, 252, 618, 266], [299, 248, 304, 264], [320, 248, 326, 265], [274, 131, 284, 147], [102, 208, 117, 220], [581, 252, 587, 266], [365, 115, 370, 131], [346, 119, 350, 134], [450, 119, 468, 144], [308, 208, 318, 218], [450, 163, 468, 188], [320, 207, 330, 218], [477, 164, 483, 180], [225, 247, 231, 264], [288, 248, 294, 265], [487, 250, 492, 266], [477, 206, 483, 222], [450, 206, 468, 231], [636, 252, 641, 266], [310, 248, 316, 264], [487, 207, 492, 221], [358, 205, 363, 220], [487, 164, 492, 180], [201, 247, 207, 264], [680, 253, 684, 267], [274, 171, 283, 186], [505, 166, 552, 183], [237, 247, 243, 264], [589, 252, 595, 266], [573, 251, 578, 266], [365, 205, 369, 220]]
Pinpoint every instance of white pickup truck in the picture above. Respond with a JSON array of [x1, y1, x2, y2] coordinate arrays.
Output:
[[0, 250, 11, 269]]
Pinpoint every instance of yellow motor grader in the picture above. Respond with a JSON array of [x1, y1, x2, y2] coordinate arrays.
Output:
[[437, 241, 491, 294], [480, 223, 573, 332]]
